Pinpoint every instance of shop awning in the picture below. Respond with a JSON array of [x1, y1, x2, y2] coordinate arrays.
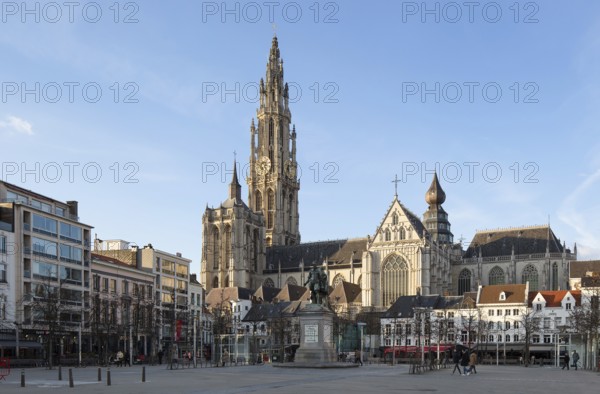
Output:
[[0, 340, 43, 349]]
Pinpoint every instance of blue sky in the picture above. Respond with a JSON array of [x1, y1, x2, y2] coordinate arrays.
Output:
[[1, 1, 599, 275]]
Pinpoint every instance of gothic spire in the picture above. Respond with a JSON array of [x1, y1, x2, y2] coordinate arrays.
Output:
[[229, 155, 241, 201]]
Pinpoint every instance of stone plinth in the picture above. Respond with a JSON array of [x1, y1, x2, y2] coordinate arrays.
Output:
[[293, 303, 337, 364]]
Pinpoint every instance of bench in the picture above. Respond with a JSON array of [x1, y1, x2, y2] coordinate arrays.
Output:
[[0, 358, 10, 381]]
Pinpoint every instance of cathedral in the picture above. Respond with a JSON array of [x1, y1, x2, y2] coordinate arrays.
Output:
[[200, 37, 576, 311]]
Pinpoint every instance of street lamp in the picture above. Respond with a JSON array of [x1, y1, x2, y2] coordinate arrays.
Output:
[[357, 322, 366, 365], [13, 321, 20, 359]]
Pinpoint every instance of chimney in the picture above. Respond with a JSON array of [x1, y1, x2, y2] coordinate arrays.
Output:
[[176, 252, 182, 257], [66, 201, 78, 218]]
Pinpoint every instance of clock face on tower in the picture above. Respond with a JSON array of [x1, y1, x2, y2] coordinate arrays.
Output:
[[256, 156, 271, 176]]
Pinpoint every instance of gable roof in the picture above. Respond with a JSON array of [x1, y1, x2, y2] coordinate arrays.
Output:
[[569, 260, 600, 279], [374, 196, 427, 242], [205, 287, 254, 308], [253, 285, 281, 303], [329, 281, 361, 304], [477, 284, 528, 305], [242, 300, 306, 322], [528, 290, 582, 307], [464, 225, 563, 259], [266, 238, 368, 271], [275, 284, 310, 302], [383, 295, 461, 318]]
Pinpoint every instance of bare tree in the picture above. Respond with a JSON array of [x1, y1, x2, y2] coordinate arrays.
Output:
[[569, 280, 600, 370], [518, 307, 539, 367]]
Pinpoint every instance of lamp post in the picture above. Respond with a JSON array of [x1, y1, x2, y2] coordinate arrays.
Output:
[[13, 321, 20, 359], [357, 322, 366, 365]]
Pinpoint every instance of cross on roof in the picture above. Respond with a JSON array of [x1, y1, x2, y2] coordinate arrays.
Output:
[[391, 174, 400, 198]]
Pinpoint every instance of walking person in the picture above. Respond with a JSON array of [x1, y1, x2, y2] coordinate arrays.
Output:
[[461, 349, 471, 376], [354, 349, 363, 366], [469, 351, 477, 374], [451, 347, 462, 375], [562, 352, 570, 370], [572, 351, 579, 371]]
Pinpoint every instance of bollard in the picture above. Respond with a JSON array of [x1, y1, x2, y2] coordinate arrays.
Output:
[[58, 365, 62, 381], [142, 366, 146, 382], [69, 368, 74, 388], [20, 369, 25, 387], [107, 367, 111, 386], [98, 367, 102, 382]]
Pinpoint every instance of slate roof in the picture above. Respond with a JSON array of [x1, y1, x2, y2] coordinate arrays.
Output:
[[266, 238, 368, 271], [205, 287, 255, 308], [253, 286, 281, 303], [528, 290, 582, 307], [477, 284, 528, 305], [569, 260, 600, 279], [242, 300, 306, 322], [383, 295, 462, 318], [329, 281, 361, 304], [275, 284, 310, 302], [464, 225, 563, 259]]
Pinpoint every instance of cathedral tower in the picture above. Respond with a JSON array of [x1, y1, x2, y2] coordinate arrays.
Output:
[[423, 173, 453, 244], [247, 36, 300, 247], [201, 159, 266, 291]]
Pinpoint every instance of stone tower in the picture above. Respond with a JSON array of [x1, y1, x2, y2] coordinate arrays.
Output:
[[423, 173, 453, 244], [201, 159, 266, 291], [247, 36, 300, 247]]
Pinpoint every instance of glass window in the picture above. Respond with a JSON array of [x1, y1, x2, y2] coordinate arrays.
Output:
[[33, 261, 58, 279], [32, 237, 58, 258], [0, 236, 6, 253], [489, 309, 494, 316], [32, 214, 57, 236], [110, 279, 117, 293], [59, 244, 82, 264], [59, 223, 82, 243], [0, 263, 6, 282], [55, 207, 65, 217], [505, 309, 511, 316], [6, 191, 28, 203]]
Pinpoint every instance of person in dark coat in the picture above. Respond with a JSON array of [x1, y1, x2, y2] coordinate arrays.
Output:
[[562, 352, 570, 370], [452, 348, 462, 375], [460, 349, 471, 375]]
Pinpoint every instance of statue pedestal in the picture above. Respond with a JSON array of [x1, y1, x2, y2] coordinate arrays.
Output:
[[293, 303, 337, 364]]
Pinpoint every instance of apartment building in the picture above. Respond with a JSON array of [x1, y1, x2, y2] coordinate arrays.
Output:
[[0, 181, 93, 359]]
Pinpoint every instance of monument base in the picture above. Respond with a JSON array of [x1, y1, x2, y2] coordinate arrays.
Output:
[[286, 303, 345, 367]]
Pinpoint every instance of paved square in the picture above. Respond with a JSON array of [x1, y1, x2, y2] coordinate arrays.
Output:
[[0, 363, 597, 393]]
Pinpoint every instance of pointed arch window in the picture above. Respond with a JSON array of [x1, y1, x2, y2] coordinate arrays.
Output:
[[267, 190, 275, 229], [392, 213, 398, 225], [489, 266, 505, 285], [212, 227, 220, 269], [381, 254, 409, 307], [224, 275, 230, 288], [458, 269, 471, 295], [522, 264, 539, 291], [286, 276, 298, 286], [399, 227, 406, 240], [288, 194, 294, 232], [255, 190, 262, 212], [212, 276, 219, 289], [225, 225, 232, 268], [384, 229, 391, 242], [264, 278, 275, 287], [332, 274, 345, 288], [552, 262, 558, 290]]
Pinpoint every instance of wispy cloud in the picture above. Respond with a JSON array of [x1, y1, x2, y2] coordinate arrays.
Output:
[[558, 167, 600, 258], [0, 115, 34, 135]]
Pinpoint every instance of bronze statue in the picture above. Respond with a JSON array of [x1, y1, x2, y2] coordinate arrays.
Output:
[[304, 264, 329, 306]]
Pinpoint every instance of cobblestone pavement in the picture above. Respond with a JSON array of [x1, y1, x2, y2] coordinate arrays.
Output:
[[0, 363, 597, 393]]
